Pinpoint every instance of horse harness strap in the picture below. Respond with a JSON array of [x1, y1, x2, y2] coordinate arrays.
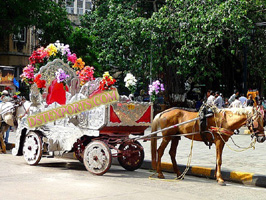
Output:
[[209, 126, 234, 137]]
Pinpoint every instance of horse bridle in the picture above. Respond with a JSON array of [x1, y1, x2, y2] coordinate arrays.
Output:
[[14, 99, 30, 119], [246, 109, 264, 137]]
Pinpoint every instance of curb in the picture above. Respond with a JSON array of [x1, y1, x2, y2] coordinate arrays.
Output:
[[137, 160, 266, 188], [8, 142, 266, 188]]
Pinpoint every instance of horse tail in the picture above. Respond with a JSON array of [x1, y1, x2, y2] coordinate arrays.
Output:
[[151, 113, 161, 170]]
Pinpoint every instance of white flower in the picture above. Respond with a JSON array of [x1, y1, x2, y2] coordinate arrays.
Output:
[[124, 73, 137, 89]]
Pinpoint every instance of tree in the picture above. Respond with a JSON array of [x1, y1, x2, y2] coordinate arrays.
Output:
[[80, 0, 265, 101], [68, 27, 102, 76], [81, 0, 160, 93], [0, 0, 73, 45]]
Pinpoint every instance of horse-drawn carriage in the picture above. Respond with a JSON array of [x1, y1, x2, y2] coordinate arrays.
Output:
[[9, 59, 153, 175]]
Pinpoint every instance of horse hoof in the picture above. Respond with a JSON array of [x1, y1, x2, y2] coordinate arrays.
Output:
[[218, 181, 226, 186], [158, 174, 165, 179]]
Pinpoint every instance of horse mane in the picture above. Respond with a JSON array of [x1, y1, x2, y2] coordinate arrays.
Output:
[[221, 107, 253, 115]]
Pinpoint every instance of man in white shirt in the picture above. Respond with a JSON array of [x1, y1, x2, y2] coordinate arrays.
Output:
[[214, 91, 223, 108], [229, 96, 243, 108], [206, 91, 215, 105], [228, 90, 239, 105]]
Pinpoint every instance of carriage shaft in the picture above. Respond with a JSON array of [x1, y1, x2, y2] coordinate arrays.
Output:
[[134, 113, 213, 140]]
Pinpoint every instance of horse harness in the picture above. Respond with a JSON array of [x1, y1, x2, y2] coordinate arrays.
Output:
[[0, 99, 28, 127]]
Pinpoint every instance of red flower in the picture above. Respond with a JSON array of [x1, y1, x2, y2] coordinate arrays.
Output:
[[34, 74, 46, 89], [29, 47, 48, 65]]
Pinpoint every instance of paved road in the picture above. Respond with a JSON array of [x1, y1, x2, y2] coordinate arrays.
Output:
[[1, 153, 266, 200], [6, 126, 266, 186], [138, 127, 266, 175]]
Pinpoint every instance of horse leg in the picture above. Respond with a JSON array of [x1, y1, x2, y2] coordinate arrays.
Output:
[[169, 137, 181, 178], [157, 136, 171, 179], [215, 138, 225, 185]]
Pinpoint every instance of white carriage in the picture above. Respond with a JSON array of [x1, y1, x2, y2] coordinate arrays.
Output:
[[13, 59, 153, 175]]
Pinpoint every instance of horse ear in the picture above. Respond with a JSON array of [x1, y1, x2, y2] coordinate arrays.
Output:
[[253, 121, 259, 128]]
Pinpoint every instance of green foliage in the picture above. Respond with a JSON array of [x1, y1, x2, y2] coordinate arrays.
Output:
[[80, 0, 265, 97], [0, 0, 73, 45], [68, 27, 102, 76]]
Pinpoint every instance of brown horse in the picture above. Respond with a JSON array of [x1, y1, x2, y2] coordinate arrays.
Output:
[[151, 106, 265, 185]]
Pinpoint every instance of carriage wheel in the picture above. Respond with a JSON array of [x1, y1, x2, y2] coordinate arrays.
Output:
[[83, 140, 112, 175], [23, 131, 42, 165], [118, 141, 144, 171]]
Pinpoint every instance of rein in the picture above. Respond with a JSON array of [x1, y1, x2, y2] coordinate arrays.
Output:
[[211, 107, 257, 151]]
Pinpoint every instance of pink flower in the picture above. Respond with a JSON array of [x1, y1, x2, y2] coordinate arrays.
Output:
[[67, 53, 77, 64]]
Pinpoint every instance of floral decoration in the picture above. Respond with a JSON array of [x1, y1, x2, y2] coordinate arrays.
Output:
[[77, 66, 95, 85], [21, 40, 93, 87], [99, 72, 116, 91], [45, 43, 58, 57], [124, 73, 137, 94], [148, 80, 165, 102], [67, 53, 77, 64], [20, 64, 35, 86], [73, 58, 85, 70], [34, 74, 46, 93], [55, 68, 69, 90], [29, 47, 48, 65]]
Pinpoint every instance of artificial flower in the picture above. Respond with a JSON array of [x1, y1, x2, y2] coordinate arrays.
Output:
[[55, 68, 69, 83], [78, 66, 95, 85], [29, 47, 48, 64], [34, 74, 46, 89], [124, 73, 137, 94], [73, 58, 85, 70], [67, 53, 77, 64], [99, 71, 116, 91], [45, 44, 58, 56], [148, 80, 164, 102], [20, 64, 35, 85]]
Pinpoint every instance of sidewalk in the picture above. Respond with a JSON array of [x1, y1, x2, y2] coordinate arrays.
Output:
[[137, 127, 266, 187], [7, 127, 266, 187]]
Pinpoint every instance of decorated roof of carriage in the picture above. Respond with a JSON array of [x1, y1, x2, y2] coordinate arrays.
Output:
[[20, 40, 116, 91]]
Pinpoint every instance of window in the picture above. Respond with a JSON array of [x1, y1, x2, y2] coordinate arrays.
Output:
[[13, 28, 26, 43], [66, 7, 74, 14], [78, 8, 83, 15]]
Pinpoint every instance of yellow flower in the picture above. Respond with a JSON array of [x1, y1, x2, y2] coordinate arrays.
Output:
[[45, 44, 57, 56], [103, 71, 110, 78]]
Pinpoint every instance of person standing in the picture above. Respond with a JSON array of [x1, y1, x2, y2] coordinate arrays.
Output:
[[246, 94, 254, 107], [229, 96, 243, 108], [206, 90, 215, 105], [228, 89, 239, 105], [239, 93, 247, 107], [0, 90, 12, 144], [214, 91, 223, 108]]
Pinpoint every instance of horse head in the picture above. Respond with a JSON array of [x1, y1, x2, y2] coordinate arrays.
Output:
[[247, 107, 265, 143], [15, 100, 32, 122]]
